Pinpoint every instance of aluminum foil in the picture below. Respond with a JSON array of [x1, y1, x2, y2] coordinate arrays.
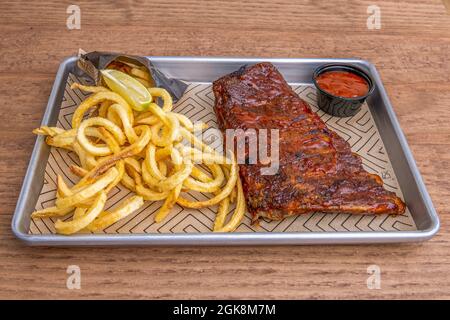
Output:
[[75, 51, 187, 102]]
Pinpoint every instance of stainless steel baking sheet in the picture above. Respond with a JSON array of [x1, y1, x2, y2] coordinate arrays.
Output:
[[11, 57, 439, 245]]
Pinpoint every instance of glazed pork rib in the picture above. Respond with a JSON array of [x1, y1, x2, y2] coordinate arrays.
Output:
[[212, 62, 406, 221]]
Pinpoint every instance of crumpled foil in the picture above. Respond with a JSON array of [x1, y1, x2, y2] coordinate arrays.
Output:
[[75, 51, 187, 102]]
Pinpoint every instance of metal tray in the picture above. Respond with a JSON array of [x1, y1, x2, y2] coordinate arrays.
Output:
[[11, 56, 439, 245]]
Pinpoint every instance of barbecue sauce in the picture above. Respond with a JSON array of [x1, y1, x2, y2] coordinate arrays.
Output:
[[316, 71, 369, 98]]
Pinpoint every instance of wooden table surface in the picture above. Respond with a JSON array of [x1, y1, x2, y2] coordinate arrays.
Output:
[[1, 0, 449, 299]]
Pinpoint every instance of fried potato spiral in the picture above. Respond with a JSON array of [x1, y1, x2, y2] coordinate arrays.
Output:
[[32, 69, 245, 235]]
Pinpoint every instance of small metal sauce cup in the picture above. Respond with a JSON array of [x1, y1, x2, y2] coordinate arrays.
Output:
[[312, 64, 375, 117]]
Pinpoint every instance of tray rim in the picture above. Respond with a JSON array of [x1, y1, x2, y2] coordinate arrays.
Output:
[[11, 56, 440, 246]]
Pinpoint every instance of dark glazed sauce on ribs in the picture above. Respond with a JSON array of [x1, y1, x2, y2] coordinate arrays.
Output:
[[212, 62, 405, 221]]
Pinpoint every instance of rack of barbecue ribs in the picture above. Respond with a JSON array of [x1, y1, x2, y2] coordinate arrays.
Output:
[[213, 62, 406, 221]]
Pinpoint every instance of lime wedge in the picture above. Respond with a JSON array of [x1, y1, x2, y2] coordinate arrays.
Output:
[[101, 69, 152, 111]]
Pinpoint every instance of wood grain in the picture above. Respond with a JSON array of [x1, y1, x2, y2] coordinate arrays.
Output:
[[0, 0, 449, 299]]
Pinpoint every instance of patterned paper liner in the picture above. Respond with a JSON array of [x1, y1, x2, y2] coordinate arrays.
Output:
[[29, 74, 416, 234]]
